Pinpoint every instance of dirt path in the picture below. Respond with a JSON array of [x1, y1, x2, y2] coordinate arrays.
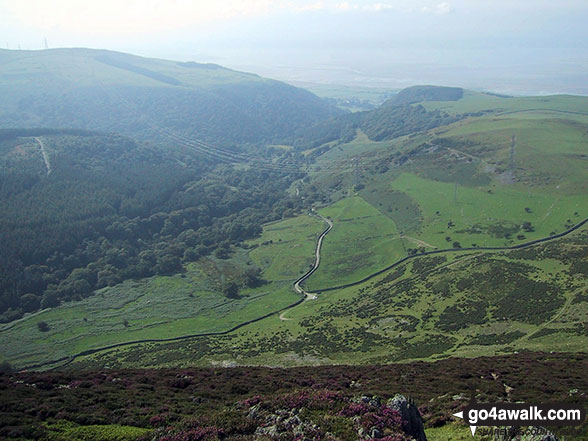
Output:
[[33, 137, 52, 175], [401, 235, 437, 249], [522, 287, 581, 342]]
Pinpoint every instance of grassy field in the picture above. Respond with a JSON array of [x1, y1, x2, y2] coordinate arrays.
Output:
[[0, 214, 324, 369], [420, 90, 588, 116], [248, 214, 326, 281], [303, 196, 405, 291], [70, 223, 588, 369], [389, 172, 584, 249]]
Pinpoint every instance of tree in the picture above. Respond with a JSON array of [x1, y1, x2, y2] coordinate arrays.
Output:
[[156, 255, 182, 275], [522, 221, 535, 232], [223, 282, 240, 299], [40, 290, 60, 309], [0, 361, 13, 374], [97, 265, 122, 288], [214, 247, 230, 260], [20, 293, 40, 313], [243, 267, 264, 288]]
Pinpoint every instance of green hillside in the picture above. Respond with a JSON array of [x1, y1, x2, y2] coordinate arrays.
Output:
[[382, 85, 464, 107], [0, 48, 338, 144]]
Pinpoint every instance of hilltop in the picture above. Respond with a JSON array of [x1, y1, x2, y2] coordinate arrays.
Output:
[[0, 48, 339, 144]]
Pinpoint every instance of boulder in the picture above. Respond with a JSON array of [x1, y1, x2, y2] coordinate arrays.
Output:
[[387, 394, 427, 441]]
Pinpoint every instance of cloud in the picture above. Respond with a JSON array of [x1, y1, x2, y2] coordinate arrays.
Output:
[[421, 2, 453, 14], [0, 0, 456, 37], [362, 3, 397, 12]]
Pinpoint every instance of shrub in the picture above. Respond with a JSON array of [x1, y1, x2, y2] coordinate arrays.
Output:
[[37, 321, 50, 332]]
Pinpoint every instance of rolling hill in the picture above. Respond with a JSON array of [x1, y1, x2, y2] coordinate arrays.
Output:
[[0, 48, 339, 145]]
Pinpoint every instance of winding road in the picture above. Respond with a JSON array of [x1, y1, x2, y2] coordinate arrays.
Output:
[[18, 213, 588, 372], [280, 213, 333, 320]]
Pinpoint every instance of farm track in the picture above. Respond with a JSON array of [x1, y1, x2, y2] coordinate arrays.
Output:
[[33, 137, 52, 175], [20, 215, 588, 371]]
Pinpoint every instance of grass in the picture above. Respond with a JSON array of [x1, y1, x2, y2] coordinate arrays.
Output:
[[389, 172, 584, 249], [420, 90, 588, 116], [44, 421, 150, 441], [248, 214, 325, 281], [0, 48, 263, 90], [427, 423, 479, 441], [0, 213, 324, 369]]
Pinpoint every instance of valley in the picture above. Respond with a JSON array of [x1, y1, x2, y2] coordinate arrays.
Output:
[[0, 48, 587, 441]]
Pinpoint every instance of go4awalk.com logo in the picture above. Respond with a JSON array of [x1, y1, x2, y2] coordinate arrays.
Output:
[[453, 402, 586, 436]]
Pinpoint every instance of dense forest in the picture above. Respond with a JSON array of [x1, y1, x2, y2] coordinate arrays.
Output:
[[0, 129, 308, 322]]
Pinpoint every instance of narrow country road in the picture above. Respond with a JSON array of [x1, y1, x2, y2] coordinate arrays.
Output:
[[33, 137, 52, 175], [280, 212, 333, 320]]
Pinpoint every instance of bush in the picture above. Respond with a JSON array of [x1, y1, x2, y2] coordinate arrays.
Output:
[[37, 321, 50, 332]]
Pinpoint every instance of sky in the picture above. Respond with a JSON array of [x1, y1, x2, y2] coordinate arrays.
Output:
[[1, 0, 588, 94]]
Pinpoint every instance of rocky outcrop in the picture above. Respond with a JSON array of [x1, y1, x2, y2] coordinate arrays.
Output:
[[243, 391, 429, 441], [387, 394, 428, 441]]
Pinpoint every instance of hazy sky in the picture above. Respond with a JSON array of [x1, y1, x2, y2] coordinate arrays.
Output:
[[2, 0, 588, 94]]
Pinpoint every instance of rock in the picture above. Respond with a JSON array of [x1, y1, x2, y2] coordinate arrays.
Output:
[[247, 404, 260, 419], [370, 427, 383, 438], [357, 395, 382, 407], [255, 424, 280, 437], [387, 394, 428, 441], [284, 415, 302, 430]]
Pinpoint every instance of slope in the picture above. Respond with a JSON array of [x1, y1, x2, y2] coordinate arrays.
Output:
[[0, 48, 339, 145]]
